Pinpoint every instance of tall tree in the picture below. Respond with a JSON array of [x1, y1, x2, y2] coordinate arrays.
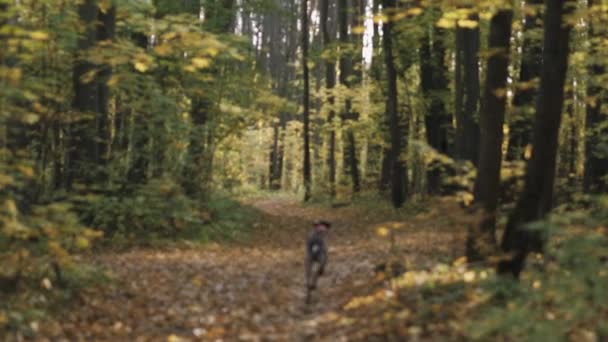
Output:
[[96, 3, 116, 181], [507, 0, 543, 161], [338, 0, 360, 194], [67, 0, 99, 190], [499, 0, 574, 278], [321, 0, 337, 197], [454, 13, 481, 164], [584, 0, 608, 193], [420, 10, 450, 194], [302, 0, 312, 201], [468, 8, 513, 262], [382, 0, 405, 208]]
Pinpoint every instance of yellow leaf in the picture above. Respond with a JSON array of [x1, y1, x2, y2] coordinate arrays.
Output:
[[75, 237, 90, 249], [191, 57, 211, 69], [167, 334, 186, 342], [107, 75, 120, 87], [154, 44, 172, 56], [5, 199, 18, 217], [161, 32, 179, 41], [352, 26, 365, 35], [206, 47, 221, 57], [407, 7, 423, 16], [436, 18, 456, 29], [524, 144, 533, 160], [376, 227, 390, 237], [453, 256, 467, 267], [30, 31, 49, 40], [463, 271, 475, 282], [17, 165, 34, 178], [457, 19, 478, 29], [23, 113, 40, 125], [134, 62, 148, 72]]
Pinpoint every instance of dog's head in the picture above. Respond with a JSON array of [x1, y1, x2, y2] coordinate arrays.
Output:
[[313, 220, 331, 232]]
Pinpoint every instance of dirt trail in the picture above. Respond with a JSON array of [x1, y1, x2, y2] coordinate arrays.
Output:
[[38, 199, 465, 341]]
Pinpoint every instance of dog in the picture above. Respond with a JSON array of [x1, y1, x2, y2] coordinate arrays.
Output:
[[305, 220, 330, 303]]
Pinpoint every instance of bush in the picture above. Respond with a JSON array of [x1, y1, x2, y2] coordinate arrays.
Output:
[[468, 196, 608, 340], [80, 178, 205, 239]]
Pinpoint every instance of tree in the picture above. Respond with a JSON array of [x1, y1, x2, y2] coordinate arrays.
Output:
[[68, 0, 100, 190], [420, 9, 450, 194], [382, 0, 405, 208], [499, 0, 575, 278], [507, 0, 543, 161], [454, 12, 480, 164], [302, 0, 312, 201], [468, 8, 513, 262], [338, 0, 360, 194], [321, 0, 337, 197]]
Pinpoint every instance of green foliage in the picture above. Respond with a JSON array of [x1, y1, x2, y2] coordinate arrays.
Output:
[[467, 197, 608, 340], [81, 178, 199, 239]]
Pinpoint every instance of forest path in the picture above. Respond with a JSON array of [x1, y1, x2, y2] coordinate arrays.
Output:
[[39, 198, 465, 341]]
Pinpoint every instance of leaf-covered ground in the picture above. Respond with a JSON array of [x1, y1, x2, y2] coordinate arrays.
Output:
[[36, 198, 467, 341]]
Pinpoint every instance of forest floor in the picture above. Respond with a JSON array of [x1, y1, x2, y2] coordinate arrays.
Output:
[[36, 197, 468, 341]]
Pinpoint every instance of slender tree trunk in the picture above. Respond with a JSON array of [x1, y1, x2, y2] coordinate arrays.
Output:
[[302, 0, 312, 201], [454, 16, 481, 164], [507, 0, 543, 161], [468, 9, 513, 262], [420, 13, 450, 194], [382, 0, 404, 208], [321, 0, 337, 197], [498, 0, 574, 278], [338, 0, 360, 194], [68, 0, 99, 190], [96, 4, 116, 182]]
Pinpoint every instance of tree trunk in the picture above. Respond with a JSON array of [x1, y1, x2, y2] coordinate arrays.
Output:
[[507, 0, 543, 161], [498, 0, 574, 278], [454, 16, 481, 164], [382, 0, 404, 208], [468, 9, 513, 262], [338, 0, 360, 194], [420, 12, 450, 194], [321, 0, 337, 197], [302, 0, 312, 201], [95, 4, 116, 182], [68, 0, 99, 190]]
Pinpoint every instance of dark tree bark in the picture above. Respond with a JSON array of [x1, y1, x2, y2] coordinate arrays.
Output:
[[338, 0, 360, 194], [499, 0, 574, 278], [454, 16, 481, 164], [321, 0, 337, 197], [468, 9, 513, 262], [180, 0, 233, 197], [420, 14, 450, 194], [507, 0, 543, 161], [126, 32, 150, 187], [95, 4, 116, 181], [382, 0, 405, 208], [584, 0, 608, 193], [67, 0, 100, 190], [302, 0, 312, 201]]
